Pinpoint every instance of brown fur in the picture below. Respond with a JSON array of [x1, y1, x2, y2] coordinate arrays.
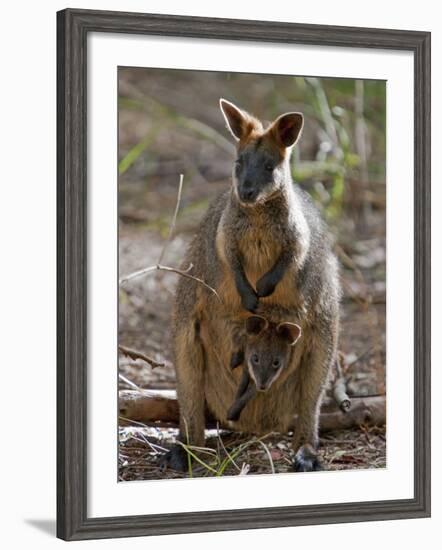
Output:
[[170, 100, 340, 471], [200, 314, 304, 433], [227, 315, 302, 421]]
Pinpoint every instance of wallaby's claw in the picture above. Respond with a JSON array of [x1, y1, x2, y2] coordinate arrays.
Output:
[[226, 405, 240, 422], [230, 350, 244, 369], [256, 276, 276, 298], [159, 445, 189, 472], [242, 291, 259, 313], [292, 445, 322, 473]]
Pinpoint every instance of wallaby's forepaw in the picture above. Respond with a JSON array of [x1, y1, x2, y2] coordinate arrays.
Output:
[[241, 291, 259, 313], [256, 275, 276, 298], [159, 445, 189, 472], [226, 405, 240, 422], [230, 350, 244, 369], [292, 445, 322, 473]]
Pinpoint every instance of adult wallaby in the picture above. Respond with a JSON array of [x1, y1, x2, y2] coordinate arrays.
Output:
[[166, 99, 340, 473]]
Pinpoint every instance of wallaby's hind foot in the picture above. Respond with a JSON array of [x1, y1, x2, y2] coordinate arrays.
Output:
[[292, 444, 322, 472], [160, 445, 189, 473]]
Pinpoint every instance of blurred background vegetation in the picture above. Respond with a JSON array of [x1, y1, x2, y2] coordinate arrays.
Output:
[[118, 68, 385, 234], [118, 68, 386, 479]]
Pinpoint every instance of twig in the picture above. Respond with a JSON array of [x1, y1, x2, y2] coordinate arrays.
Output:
[[157, 174, 184, 266], [131, 434, 169, 454], [332, 356, 351, 413], [257, 440, 275, 474], [333, 377, 351, 413], [118, 373, 142, 391], [118, 416, 150, 428], [216, 423, 240, 472], [346, 346, 373, 368], [119, 263, 221, 301], [156, 265, 221, 301], [118, 345, 165, 369], [118, 173, 221, 301], [119, 262, 189, 286]]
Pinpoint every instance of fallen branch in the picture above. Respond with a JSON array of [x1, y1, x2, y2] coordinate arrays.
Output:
[[118, 389, 385, 433], [118, 345, 165, 369], [319, 395, 385, 432], [332, 377, 351, 413], [119, 389, 179, 425], [332, 354, 351, 413]]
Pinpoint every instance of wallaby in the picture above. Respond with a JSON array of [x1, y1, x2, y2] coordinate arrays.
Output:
[[166, 99, 340, 473], [215, 99, 313, 314], [227, 315, 302, 422]]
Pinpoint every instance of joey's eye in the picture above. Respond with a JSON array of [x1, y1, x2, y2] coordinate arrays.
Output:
[[265, 162, 274, 172], [251, 354, 259, 365], [272, 359, 281, 369]]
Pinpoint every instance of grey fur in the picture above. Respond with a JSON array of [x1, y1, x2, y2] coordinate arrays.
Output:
[[171, 102, 340, 472]]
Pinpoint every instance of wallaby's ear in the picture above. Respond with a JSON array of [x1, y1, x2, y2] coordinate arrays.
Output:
[[270, 112, 304, 148], [277, 322, 302, 346], [219, 98, 252, 141], [245, 315, 269, 335]]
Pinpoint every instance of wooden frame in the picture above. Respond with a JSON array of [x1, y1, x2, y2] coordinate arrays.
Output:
[[57, 8, 431, 541]]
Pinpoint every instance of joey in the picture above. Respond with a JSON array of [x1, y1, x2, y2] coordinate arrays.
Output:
[[227, 315, 302, 421]]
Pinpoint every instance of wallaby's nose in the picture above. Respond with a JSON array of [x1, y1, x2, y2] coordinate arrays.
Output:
[[240, 184, 256, 202]]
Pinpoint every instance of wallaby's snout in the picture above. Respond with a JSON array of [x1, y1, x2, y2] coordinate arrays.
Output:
[[244, 316, 302, 392], [235, 155, 274, 204], [254, 363, 278, 392], [247, 350, 286, 392], [238, 179, 257, 204]]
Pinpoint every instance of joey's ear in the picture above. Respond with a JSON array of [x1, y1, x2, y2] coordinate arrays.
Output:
[[219, 98, 253, 141], [277, 322, 302, 346], [270, 112, 304, 148], [245, 315, 269, 335]]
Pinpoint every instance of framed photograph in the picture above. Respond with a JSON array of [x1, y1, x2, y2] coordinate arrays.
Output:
[[57, 8, 431, 541]]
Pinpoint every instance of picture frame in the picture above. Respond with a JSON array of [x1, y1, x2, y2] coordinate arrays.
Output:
[[57, 8, 431, 541]]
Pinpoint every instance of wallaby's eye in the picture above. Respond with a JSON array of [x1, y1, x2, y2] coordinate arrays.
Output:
[[265, 162, 274, 172], [235, 158, 243, 168], [272, 359, 281, 369], [251, 354, 259, 365]]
